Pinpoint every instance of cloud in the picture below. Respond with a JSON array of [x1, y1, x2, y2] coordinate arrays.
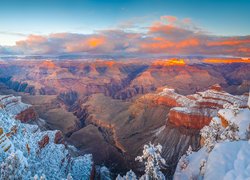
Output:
[[139, 16, 250, 56], [160, 16, 177, 24], [0, 16, 249, 57], [0, 31, 28, 37]]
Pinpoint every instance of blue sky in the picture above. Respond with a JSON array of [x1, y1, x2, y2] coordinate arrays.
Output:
[[0, 0, 250, 45]]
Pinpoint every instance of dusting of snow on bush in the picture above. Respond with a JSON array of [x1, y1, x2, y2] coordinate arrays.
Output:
[[0, 103, 93, 179]]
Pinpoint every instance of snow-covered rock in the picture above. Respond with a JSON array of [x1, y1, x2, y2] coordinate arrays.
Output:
[[174, 103, 250, 180], [158, 85, 248, 129], [0, 98, 93, 179], [218, 108, 250, 139], [0, 95, 30, 116], [0, 95, 37, 122]]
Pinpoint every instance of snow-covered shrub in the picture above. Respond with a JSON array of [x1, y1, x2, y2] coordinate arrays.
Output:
[[99, 166, 112, 180], [178, 155, 189, 171], [117, 142, 166, 180], [223, 102, 240, 115], [186, 146, 193, 156], [135, 142, 166, 180], [200, 119, 224, 152], [176, 146, 193, 171], [33, 174, 46, 180], [220, 122, 239, 141], [66, 173, 73, 180], [0, 150, 28, 180], [201, 117, 240, 152], [116, 170, 137, 180]]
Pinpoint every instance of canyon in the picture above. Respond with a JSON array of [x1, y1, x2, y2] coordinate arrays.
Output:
[[0, 58, 249, 177]]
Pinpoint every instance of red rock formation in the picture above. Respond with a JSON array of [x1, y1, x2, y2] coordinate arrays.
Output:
[[168, 107, 214, 129], [209, 84, 223, 91], [156, 96, 182, 107], [38, 135, 50, 149], [15, 107, 38, 123], [158, 85, 248, 129], [54, 130, 64, 144]]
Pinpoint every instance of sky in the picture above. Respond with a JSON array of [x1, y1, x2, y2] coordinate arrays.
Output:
[[0, 0, 250, 57]]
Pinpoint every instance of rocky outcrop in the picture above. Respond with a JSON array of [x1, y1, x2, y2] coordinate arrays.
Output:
[[15, 107, 38, 123], [168, 107, 215, 129], [54, 130, 64, 144], [157, 86, 248, 129], [38, 134, 50, 149], [0, 95, 38, 123]]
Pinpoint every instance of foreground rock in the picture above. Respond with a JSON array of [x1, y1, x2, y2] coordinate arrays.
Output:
[[0, 95, 93, 179]]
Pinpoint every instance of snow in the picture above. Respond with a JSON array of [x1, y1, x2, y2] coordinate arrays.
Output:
[[204, 141, 250, 180], [0, 95, 31, 117], [0, 95, 93, 179], [174, 104, 250, 180], [218, 108, 250, 139], [248, 94, 250, 109], [172, 107, 217, 117], [158, 88, 196, 107], [174, 148, 208, 180], [196, 90, 248, 107]]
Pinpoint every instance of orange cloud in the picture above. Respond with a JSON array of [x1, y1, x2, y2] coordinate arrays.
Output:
[[207, 38, 250, 46], [87, 37, 105, 47], [65, 36, 106, 53], [176, 38, 200, 48], [140, 37, 200, 53]]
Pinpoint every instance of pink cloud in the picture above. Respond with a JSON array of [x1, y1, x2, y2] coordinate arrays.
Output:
[[160, 15, 178, 24]]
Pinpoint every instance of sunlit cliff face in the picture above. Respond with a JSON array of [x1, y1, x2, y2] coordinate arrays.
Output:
[[152, 59, 186, 67], [40, 60, 56, 69], [203, 58, 250, 64]]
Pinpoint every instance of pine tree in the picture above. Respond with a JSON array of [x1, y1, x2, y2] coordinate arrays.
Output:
[[116, 170, 137, 180], [135, 142, 166, 180]]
